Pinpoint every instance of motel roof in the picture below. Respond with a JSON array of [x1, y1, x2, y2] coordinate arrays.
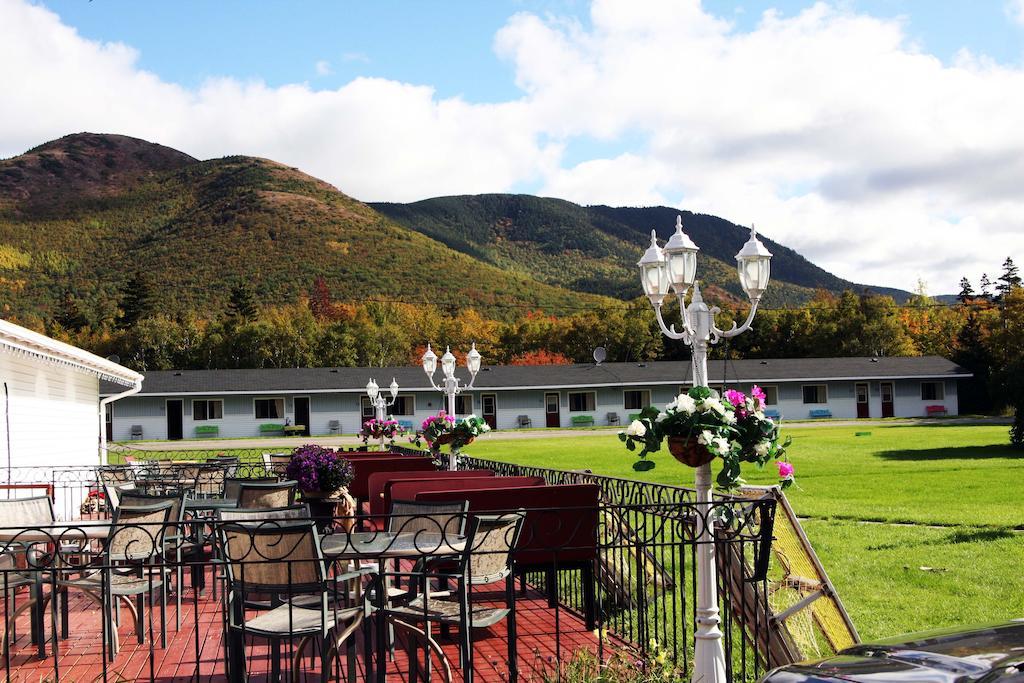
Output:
[[1, 318, 143, 387], [101, 356, 970, 397]]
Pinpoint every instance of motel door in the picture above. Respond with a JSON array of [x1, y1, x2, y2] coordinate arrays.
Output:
[[167, 399, 183, 440], [482, 394, 497, 430], [545, 392, 560, 428], [855, 383, 870, 419], [880, 382, 895, 418], [294, 397, 311, 436]]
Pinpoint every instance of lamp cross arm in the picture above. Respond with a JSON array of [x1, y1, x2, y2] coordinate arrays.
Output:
[[711, 298, 762, 339], [653, 302, 695, 342]]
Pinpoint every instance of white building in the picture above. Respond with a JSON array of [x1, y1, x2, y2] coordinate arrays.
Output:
[[1, 319, 143, 482], [102, 357, 970, 441]]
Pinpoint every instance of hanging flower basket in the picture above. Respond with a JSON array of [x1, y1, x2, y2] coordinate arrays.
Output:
[[667, 436, 716, 467], [433, 433, 453, 446]]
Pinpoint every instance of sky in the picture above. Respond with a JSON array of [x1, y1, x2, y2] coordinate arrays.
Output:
[[2, 0, 1024, 294]]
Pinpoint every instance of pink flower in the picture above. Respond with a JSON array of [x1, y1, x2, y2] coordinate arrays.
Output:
[[777, 461, 794, 479], [725, 389, 746, 407], [751, 385, 767, 408]]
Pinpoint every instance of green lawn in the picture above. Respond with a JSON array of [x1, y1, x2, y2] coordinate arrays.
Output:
[[462, 424, 1024, 639]]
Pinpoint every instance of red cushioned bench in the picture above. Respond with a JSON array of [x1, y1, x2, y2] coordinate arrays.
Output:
[[345, 456, 436, 509], [415, 483, 601, 628], [926, 405, 947, 417], [367, 469, 496, 517]]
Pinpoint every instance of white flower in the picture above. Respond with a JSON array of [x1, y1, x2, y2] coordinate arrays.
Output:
[[722, 412, 736, 425], [702, 397, 725, 415], [697, 430, 715, 446], [754, 410, 766, 420], [712, 437, 731, 455], [665, 397, 678, 410], [675, 394, 697, 413], [625, 420, 647, 437], [754, 441, 770, 457], [656, 412, 668, 421]]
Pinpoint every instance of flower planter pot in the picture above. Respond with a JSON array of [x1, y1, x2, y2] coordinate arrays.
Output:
[[433, 433, 453, 446], [667, 436, 716, 467], [299, 487, 357, 532]]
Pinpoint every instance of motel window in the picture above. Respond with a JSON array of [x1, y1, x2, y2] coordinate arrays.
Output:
[[391, 395, 415, 416], [802, 385, 827, 405], [193, 399, 223, 421], [921, 382, 945, 401], [568, 391, 596, 412], [455, 395, 473, 415], [760, 386, 779, 406], [624, 390, 650, 411], [254, 398, 285, 420], [360, 397, 375, 419]]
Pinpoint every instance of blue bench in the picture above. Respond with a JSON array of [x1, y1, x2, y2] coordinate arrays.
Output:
[[764, 408, 781, 419], [809, 409, 832, 419]]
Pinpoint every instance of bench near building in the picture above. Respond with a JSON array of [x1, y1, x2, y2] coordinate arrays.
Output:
[[101, 356, 970, 441]]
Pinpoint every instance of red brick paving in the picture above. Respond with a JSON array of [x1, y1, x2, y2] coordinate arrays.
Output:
[[2, 566, 610, 682]]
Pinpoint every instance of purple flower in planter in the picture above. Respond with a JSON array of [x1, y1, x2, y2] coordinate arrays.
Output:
[[286, 444, 353, 493]]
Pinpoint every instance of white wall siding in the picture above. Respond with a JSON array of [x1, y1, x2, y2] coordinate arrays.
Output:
[[1, 353, 100, 517], [109, 375, 965, 441]]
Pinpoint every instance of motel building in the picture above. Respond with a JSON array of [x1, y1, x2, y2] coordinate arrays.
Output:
[[102, 356, 970, 441]]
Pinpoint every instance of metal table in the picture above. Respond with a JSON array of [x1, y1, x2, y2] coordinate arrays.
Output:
[[321, 531, 466, 683], [183, 497, 238, 512]]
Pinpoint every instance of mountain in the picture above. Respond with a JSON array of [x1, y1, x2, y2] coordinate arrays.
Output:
[[0, 133, 909, 328], [0, 134, 608, 324], [371, 194, 911, 305]]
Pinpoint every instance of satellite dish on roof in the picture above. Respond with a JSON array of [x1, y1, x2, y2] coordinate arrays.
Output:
[[593, 347, 607, 365], [106, 354, 121, 364]]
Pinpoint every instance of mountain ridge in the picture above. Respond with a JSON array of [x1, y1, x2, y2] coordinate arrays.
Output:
[[0, 133, 911, 329]]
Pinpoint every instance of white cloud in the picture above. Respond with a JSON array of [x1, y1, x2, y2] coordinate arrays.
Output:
[[314, 60, 332, 76], [1007, 0, 1024, 26], [2, 0, 1024, 292]]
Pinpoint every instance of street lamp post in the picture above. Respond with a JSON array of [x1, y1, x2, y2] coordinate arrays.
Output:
[[365, 377, 400, 451], [421, 343, 482, 470], [638, 216, 772, 683]]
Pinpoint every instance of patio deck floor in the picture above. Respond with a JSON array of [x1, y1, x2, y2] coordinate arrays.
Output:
[[3, 565, 606, 682]]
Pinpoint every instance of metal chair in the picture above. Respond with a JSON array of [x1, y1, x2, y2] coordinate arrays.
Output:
[[383, 511, 526, 681], [130, 425, 143, 439], [57, 501, 174, 659], [223, 476, 280, 502], [195, 465, 229, 498], [237, 480, 298, 509], [0, 550, 36, 657], [0, 496, 57, 658], [218, 519, 370, 681], [328, 420, 341, 434]]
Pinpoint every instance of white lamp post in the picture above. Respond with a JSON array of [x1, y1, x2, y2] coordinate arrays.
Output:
[[365, 377, 400, 450], [421, 342, 482, 470], [639, 216, 772, 683]]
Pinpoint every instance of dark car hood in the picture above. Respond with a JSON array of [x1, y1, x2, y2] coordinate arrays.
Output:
[[763, 620, 1024, 683]]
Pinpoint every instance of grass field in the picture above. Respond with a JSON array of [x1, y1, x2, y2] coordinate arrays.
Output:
[[460, 424, 1024, 640]]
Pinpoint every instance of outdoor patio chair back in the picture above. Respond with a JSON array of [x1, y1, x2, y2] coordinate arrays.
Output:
[[388, 499, 468, 539], [97, 466, 134, 486], [194, 465, 228, 497], [223, 476, 279, 502], [266, 453, 292, 476], [236, 480, 298, 509], [108, 500, 175, 563], [461, 512, 526, 585], [0, 495, 55, 528], [102, 482, 137, 512], [119, 490, 186, 529], [217, 504, 310, 524], [219, 520, 325, 593]]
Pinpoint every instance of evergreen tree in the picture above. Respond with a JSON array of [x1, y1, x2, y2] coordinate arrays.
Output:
[[120, 271, 157, 328], [996, 257, 1022, 299], [979, 273, 993, 298], [957, 277, 974, 304], [55, 291, 89, 331], [227, 283, 258, 321]]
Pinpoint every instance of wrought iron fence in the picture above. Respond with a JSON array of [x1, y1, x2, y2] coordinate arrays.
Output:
[[0, 451, 777, 682]]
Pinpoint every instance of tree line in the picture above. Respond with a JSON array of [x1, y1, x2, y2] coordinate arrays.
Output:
[[14, 259, 1024, 435]]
